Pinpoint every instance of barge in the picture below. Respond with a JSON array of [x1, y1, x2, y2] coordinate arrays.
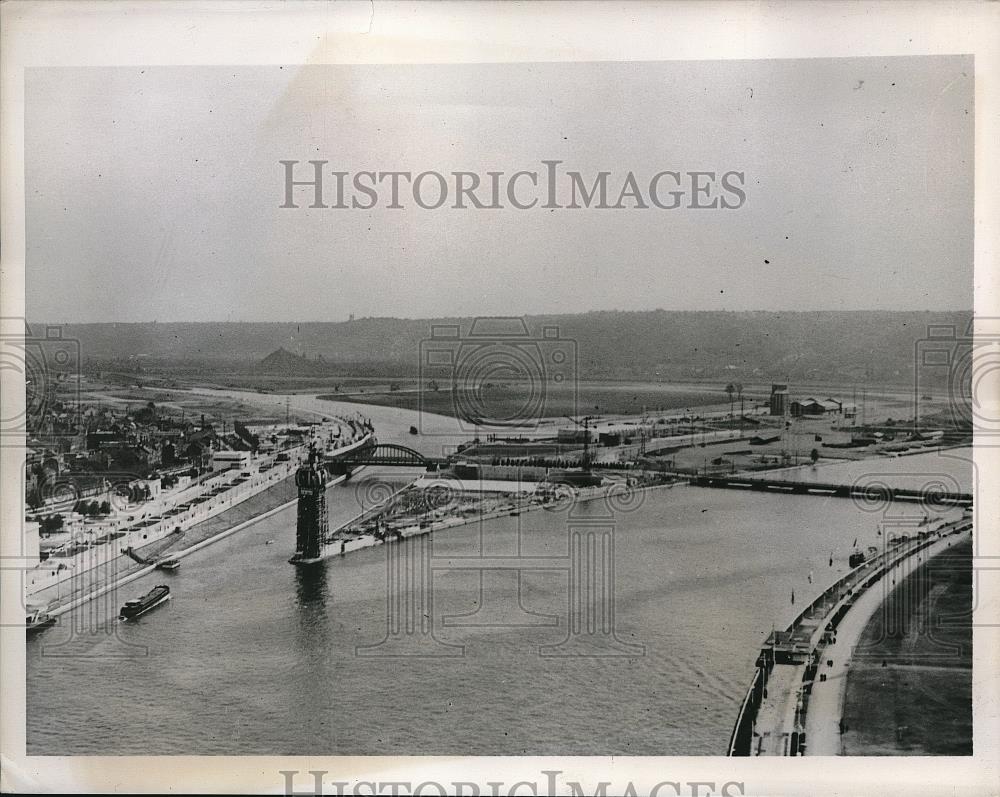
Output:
[[26, 605, 57, 635], [119, 585, 171, 620]]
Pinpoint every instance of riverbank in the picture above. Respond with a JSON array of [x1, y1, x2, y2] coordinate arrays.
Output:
[[300, 475, 680, 565], [25, 444, 310, 600], [838, 538, 972, 754], [728, 514, 971, 756], [39, 473, 293, 616], [40, 469, 348, 618], [801, 528, 971, 754]]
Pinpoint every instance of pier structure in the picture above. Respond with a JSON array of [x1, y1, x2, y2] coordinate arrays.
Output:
[[691, 473, 972, 507], [727, 515, 973, 756]]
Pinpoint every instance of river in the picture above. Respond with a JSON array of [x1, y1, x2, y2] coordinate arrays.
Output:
[[26, 391, 973, 755]]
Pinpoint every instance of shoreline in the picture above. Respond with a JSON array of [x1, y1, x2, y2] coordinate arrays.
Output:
[[26, 453, 307, 600], [830, 537, 973, 755], [728, 515, 972, 756], [292, 477, 679, 565], [25, 421, 371, 610], [802, 528, 972, 754], [45, 470, 350, 619]]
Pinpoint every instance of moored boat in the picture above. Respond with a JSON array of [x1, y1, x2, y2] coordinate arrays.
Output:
[[156, 558, 181, 571], [119, 585, 171, 620], [26, 605, 57, 635]]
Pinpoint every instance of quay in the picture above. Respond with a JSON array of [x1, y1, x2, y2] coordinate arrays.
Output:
[[690, 473, 972, 507], [45, 469, 352, 620], [727, 514, 973, 756], [290, 464, 672, 566], [24, 421, 373, 612]]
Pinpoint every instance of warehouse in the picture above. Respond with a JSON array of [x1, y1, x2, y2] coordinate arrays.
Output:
[[790, 398, 842, 417]]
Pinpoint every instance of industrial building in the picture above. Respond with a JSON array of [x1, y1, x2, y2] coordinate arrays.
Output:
[[790, 398, 844, 417], [769, 384, 789, 416], [556, 428, 595, 444], [211, 450, 252, 471]]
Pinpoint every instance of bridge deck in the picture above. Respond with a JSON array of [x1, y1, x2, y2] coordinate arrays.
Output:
[[690, 474, 971, 506], [322, 440, 448, 468]]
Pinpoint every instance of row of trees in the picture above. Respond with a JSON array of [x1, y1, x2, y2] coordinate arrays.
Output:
[[73, 499, 113, 516], [27, 481, 153, 513]]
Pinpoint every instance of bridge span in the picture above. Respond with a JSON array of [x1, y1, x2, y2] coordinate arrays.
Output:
[[322, 437, 448, 472], [689, 474, 972, 508]]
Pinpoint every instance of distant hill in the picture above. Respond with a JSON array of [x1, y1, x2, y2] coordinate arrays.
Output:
[[38, 310, 971, 386], [257, 346, 328, 375]]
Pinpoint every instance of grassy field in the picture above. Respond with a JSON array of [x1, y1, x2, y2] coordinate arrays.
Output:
[[319, 381, 738, 420], [841, 539, 972, 755], [76, 383, 311, 425], [83, 365, 941, 430]]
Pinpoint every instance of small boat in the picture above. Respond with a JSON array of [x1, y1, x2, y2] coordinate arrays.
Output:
[[26, 606, 57, 635], [265, 539, 275, 545], [156, 558, 181, 571], [119, 585, 170, 620]]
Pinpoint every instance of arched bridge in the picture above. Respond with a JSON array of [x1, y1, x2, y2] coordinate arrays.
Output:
[[324, 439, 447, 470]]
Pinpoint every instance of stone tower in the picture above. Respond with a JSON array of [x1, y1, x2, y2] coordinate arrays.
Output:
[[291, 446, 328, 564]]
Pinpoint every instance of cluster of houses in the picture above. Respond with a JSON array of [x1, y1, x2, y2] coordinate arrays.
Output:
[[25, 400, 305, 514]]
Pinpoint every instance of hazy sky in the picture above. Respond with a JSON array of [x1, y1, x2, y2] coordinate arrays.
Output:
[[26, 56, 973, 321]]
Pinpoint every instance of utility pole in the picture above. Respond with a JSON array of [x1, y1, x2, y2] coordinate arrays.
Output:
[[564, 415, 594, 470]]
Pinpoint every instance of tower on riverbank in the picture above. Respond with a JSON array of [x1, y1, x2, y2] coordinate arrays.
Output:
[[291, 446, 328, 564]]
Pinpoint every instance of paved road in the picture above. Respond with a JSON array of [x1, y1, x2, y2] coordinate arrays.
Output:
[[804, 529, 972, 754]]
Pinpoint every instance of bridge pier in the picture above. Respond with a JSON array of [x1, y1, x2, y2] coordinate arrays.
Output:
[[290, 449, 328, 564]]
